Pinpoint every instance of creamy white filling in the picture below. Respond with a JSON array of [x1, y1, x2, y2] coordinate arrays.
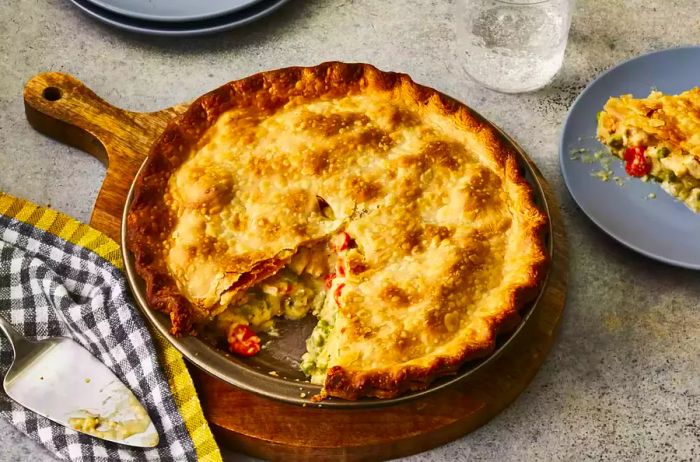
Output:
[[212, 242, 333, 335], [299, 246, 348, 383], [602, 132, 700, 212]]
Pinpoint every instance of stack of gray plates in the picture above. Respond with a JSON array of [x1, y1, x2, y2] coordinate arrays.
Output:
[[70, 0, 290, 36]]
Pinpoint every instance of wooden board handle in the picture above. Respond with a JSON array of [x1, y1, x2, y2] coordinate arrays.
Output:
[[23, 72, 187, 164], [23, 72, 120, 164], [23, 72, 187, 239]]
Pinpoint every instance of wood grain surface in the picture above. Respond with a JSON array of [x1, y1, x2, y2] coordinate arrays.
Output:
[[23, 71, 568, 462]]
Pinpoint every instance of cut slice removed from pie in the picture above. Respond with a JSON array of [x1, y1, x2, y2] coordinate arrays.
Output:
[[597, 87, 700, 211]]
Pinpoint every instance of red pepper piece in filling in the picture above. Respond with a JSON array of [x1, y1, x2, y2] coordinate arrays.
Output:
[[334, 283, 345, 304], [336, 260, 346, 278], [227, 324, 261, 357], [324, 272, 336, 289], [330, 232, 351, 252], [624, 146, 651, 177]]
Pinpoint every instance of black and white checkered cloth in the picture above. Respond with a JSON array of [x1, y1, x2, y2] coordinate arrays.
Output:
[[0, 214, 198, 461]]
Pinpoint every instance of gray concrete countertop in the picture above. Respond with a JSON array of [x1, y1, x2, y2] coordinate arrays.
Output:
[[1, 1, 699, 460]]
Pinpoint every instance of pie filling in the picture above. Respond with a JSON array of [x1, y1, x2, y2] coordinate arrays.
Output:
[[300, 249, 345, 384], [597, 89, 700, 212], [210, 231, 352, 381], [598, 130, 700, 212]]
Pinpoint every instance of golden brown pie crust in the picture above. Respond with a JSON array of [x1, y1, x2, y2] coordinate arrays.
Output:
[[127, 62, 549, 400], [597, 88, 700, 161]]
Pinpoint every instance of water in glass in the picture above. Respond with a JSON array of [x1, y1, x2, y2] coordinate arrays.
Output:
[[455, 0, 572, 93]]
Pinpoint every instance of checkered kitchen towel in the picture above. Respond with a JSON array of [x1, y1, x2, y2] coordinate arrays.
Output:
[[0, 193, 222, 462]]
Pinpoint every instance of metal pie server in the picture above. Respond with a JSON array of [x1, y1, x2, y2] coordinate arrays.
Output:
[[0, 314, 159, 447]]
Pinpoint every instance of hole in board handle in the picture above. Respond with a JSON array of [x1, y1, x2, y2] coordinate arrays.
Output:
[[42, 87, 62, 101]]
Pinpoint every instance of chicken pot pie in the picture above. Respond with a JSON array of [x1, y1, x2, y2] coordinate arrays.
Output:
[[597, 88, 700, 212], [127, 62, 548, 400]]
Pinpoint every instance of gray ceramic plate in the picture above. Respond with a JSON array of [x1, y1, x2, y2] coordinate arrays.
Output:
[[70, 0, 289, 37], [86, 0, 262, 22], [121, 124, 553, 408], [560, 46, 700, 270]]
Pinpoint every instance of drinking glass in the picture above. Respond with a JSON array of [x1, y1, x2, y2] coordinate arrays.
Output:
[[454, 0, 573, 93]]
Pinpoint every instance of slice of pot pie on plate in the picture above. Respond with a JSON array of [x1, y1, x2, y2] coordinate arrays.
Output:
[[597, 87, 700, 211], [127, 62, 548, 400]]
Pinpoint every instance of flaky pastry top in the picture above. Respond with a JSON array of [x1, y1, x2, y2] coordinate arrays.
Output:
[[598, 88, 700, 160], [127, 63, 548, 399]]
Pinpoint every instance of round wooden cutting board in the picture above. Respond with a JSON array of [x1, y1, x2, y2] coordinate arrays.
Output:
[[23, 71, 568, 461]]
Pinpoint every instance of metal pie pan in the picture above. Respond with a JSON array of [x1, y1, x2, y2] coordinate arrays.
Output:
[[121, 117, 554, 409]]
